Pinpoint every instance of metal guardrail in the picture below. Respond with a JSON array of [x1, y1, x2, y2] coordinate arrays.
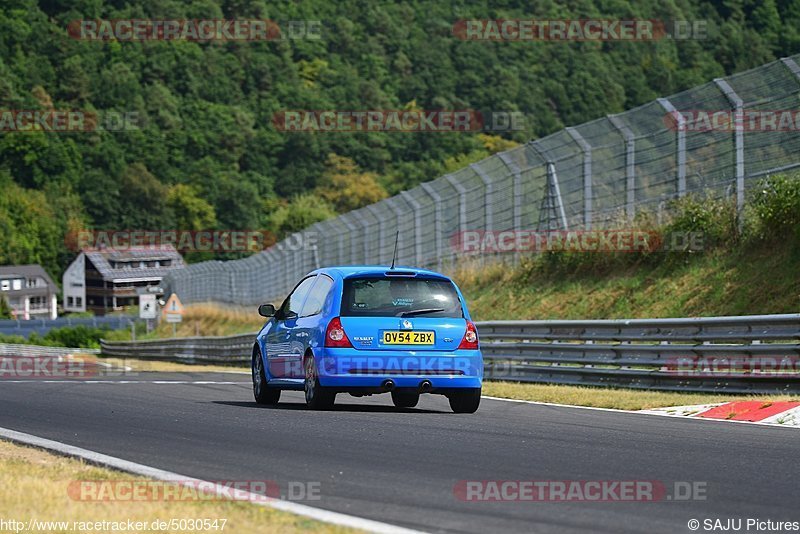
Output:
[[0, 343, 101, 357], [479, 314, 800, 394], [98, 314, 800, 393], [100, 334, 252, 365]]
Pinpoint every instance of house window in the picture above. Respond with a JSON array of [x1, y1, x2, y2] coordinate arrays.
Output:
[[12, 279, 22, 290], [145, 261, 156, 267], [161, 259, 172, 267], [1, 280, 9, 291], [67, 297, 74, 306], [76, 297, 82, 307]]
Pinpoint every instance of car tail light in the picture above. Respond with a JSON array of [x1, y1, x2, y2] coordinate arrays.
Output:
[[458, 321, 479, 350], [325, 317, 352, 348]]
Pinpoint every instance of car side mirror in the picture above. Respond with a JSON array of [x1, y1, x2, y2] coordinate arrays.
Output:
[[258, 304, 276, 318]]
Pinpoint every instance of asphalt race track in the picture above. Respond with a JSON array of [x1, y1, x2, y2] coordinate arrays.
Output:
[[0, 371, 797, 533]]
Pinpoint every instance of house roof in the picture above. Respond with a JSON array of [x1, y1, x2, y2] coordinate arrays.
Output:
[[0, 264, 58, 294], [83, 245, 186, 282]]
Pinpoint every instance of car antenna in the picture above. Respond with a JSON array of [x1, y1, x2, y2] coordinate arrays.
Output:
[[390, 231, 399, 269]]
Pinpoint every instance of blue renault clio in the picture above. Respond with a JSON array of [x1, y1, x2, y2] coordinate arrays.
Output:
[[252, 266, 483, 413]]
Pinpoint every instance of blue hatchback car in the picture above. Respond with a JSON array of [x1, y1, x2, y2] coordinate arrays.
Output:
[[252, 266, 483, 412]]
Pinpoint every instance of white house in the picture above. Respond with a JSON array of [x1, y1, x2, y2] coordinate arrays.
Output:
[[63, 245, 185, 315], [0, 264, 58, 320]]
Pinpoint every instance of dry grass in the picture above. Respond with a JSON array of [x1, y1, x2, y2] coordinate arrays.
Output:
[[104, 304, 263, 341], [0, 440, 360, 534], [482, 381, 799, 411], [154, 304, 263, 337]]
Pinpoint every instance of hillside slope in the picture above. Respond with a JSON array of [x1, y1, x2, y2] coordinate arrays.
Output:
[[4, 0, 800, 279]]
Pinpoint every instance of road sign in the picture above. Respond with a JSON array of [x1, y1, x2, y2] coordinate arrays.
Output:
[[162, 293, 184, 323], [139, 294, 157, 320]]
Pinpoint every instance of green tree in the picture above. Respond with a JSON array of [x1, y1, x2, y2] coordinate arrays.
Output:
[[166, 184, 218, 231], [314, 154, 388, 213], [269, 194, 337, 239], [0, 296, 11, 319]]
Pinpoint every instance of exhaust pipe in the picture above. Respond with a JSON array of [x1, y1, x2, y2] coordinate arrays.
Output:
[[419, 380, 433, 393], [382, 379, 395, 391]]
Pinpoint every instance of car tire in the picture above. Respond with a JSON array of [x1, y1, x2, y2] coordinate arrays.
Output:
[[252, 349, 280, 405], [304, 355, 335, 410], [448, 388, 481, 413], [391, 391, 420, 408]]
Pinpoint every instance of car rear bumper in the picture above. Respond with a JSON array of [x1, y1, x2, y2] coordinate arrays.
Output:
[[317, 348, 483, 389]]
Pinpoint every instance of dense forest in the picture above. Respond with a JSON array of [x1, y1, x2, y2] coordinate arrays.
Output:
[[1, 0, 799, 280]]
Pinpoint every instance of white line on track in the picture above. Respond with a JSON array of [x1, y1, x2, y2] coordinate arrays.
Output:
[[0, 426, 426, 534]]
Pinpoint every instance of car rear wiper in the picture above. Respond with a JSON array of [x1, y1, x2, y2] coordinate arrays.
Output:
[[400, 308, 445, 317]]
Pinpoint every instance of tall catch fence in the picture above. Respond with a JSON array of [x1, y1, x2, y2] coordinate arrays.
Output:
[[165, 55, 800, 306]]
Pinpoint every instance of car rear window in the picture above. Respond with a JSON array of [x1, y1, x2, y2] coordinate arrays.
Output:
[[341, 277, 463, 318]]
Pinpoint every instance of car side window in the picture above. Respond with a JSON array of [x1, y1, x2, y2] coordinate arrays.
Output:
[[280, 276, 316, 318], [300, 275, 334, 317]]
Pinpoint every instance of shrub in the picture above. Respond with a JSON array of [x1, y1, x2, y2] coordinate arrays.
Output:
[[750, 175, 800, 241], [40, 325, 111, 348], [662, 196, 738, 248]]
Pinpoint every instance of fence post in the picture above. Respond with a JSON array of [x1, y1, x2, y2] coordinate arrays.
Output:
[[279, 243, 292, 295], [444, 175, 467, 236], [420, 182, 443, 270], [262, 248, 276, 300], [565, 127, 593, 229], [469, 163, 493, 232], [444, 174, 467, 264], [781, 56, 800, 78], [292, 233, 301, 277], [714, 78, 745, 230], [608, 114, 636, 222], [400, 191, 423, 267], [498, 152, 523, 232], [350, 210, 371, 264], [338, 214, 359, 264], [385, 197, 405, 265], [656, 97, 686, 198], [365, 204, 386, 264], [529, 141, 568, 230]]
